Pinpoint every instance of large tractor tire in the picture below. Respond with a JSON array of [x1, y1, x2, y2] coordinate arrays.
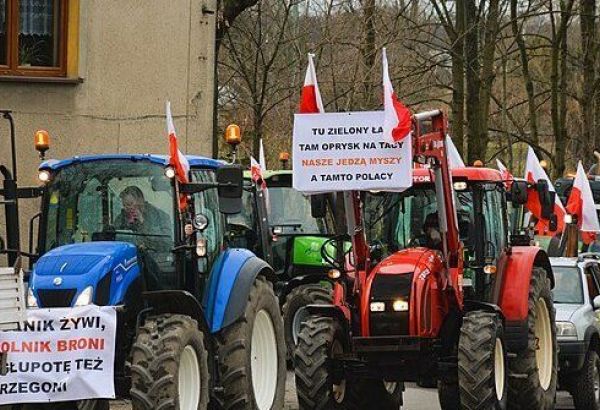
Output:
[[282, 283, 332, 361], [507, 267, 558, 410], [458, 311, 507, 410], [570, 349, 600, 409], [216, 276, 286, 410], [130, 314, 210, 410], [295, 316, 402, 409], [294, 316, 359, 410]]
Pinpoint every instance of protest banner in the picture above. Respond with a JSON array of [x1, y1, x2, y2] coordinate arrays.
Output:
[[0, 305, 117, 404], [292, 111, 412, 193]]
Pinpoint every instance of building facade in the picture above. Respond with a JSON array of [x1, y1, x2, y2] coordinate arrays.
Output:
[[0, 0, 217, 259]]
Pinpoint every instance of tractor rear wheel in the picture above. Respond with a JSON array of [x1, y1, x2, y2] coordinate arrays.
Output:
[[215, 276, 286, 410], [130, 314, 209, 410], [458, 311, 507, 410], [282, 283, 332, 361], [507, 267, 557, 409], [294, 316, 361, 410]]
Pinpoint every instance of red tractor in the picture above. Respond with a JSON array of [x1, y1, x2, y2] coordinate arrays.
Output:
[[294, 110, 558, 409]]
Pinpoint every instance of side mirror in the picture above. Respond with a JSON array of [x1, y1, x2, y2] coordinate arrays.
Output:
[[593, 295, 600, 310], [217, 165, 243, 214], [537, 179, 556, 220], [510, 180, 529, 205], [311, 194, 327, 219]]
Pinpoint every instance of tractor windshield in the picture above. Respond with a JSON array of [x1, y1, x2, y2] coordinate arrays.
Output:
[[364, 188, 438, 254], [365, 182, 507, 262], [268, 187, 324, 234], [42, 160, 176, 285]]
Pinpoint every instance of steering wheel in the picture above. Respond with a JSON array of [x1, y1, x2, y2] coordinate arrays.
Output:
[[321, 235, 351, 271]]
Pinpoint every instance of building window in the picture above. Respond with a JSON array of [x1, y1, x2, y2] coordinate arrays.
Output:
[[0, 0, 68, 77]]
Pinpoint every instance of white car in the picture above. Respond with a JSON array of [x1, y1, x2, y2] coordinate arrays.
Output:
[[552, 254, 600, 409]]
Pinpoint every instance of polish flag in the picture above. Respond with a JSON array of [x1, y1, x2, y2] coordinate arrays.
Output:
[[496, 159, 514, 189], [566, 161, 600, 242], [524, 146, 565, 234], [446, 135, 465, 169], [251, 139, 267, 190], [382, 48, 412, 143], [299, 54, 324, 114], [496, 159, 513, 182], [166, 101, 190, 184]]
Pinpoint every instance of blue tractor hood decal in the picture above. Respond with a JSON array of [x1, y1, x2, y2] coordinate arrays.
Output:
[[30, 242, 139, 307]]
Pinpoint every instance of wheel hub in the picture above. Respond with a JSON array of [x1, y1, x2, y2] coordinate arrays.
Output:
[[594, 362, 600, 403], [534, 297, 552, 391], [178, 345, 201, 410], [494, 337, 505, 401], [331, 339, 346, 404], [292, 307, 309, 346], [251, 309, 278, 410]]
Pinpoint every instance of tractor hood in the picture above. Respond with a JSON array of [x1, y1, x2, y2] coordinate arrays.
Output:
[[30, 242, 139, 307], [375, 247, 442, 276], [554, 303, 583, 322]]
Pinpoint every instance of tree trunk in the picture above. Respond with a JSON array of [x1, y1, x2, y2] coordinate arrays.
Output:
[[510, 0, 539, 146], [551, 0, 574, 178], [362, 0, 377, 110], [464, 0, 483, 164], [451, 0, 465, 155], [580, 0, 597, 164], [478, 0, 500, 161]]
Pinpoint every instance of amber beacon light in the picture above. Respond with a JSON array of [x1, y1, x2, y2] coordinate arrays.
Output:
[[34, 130, 50, 160]]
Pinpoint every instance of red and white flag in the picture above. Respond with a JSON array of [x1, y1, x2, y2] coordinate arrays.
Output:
[[524, 146, 565, 234], [496, 159, 514, 189], [299, 54, 324, 114], [166, 101, 190, 184], [382, 48, 411, 143], [566, 161, 600, 238], [446, 135, 465, 169], [496, 159, 513, 182]]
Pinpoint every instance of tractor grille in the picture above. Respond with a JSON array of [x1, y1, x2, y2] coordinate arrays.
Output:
[[37, 289, 77, 308], [370, 273, 413, 337]]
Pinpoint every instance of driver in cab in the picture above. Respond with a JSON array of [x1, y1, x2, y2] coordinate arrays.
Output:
[[115, 186, 171, 238]]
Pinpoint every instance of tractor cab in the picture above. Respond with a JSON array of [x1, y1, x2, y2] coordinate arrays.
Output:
[[230, 169, 334, 277], [29, 154, 240, 308], [364, 167, 510, 307]]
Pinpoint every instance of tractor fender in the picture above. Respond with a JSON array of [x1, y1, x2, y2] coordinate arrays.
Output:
[[499, 246, 553, 352], [203, 248, 274, 333], [140, 289, 210, 335], [279, 274, 331, 303], [499, 246, 553, 323]]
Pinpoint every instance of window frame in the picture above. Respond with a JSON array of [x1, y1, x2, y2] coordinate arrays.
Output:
[[0, 0, 69, 77]]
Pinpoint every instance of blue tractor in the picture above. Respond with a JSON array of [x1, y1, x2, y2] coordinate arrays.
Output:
[[19, 152, 286, 410]]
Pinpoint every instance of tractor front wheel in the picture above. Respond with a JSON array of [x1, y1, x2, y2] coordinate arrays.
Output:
[[216, 276, 286, 410], [282, 283, 332, 361], [458, 311, 507, 410], [507, 267, 557, 409], [294, 316, 360, 409], [130, 314, 209, 410]]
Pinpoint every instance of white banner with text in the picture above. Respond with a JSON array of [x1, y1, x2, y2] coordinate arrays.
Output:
[[293, 111, 413, 192], [0, 305, 117, 404]]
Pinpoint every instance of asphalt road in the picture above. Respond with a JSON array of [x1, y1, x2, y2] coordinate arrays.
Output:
[[109, 371, 576, 409]]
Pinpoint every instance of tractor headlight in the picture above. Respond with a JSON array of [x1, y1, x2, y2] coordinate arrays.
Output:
[[370, 302, 385, 312], [392, 299, 409, 312], [74, 286, 94, 307], [27, 288, 38, 308], [38, 170, 51, 183], [556, 321, 578, 339]]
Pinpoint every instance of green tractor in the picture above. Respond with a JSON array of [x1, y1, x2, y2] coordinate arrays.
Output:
[[227, 168, 338, 359]]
